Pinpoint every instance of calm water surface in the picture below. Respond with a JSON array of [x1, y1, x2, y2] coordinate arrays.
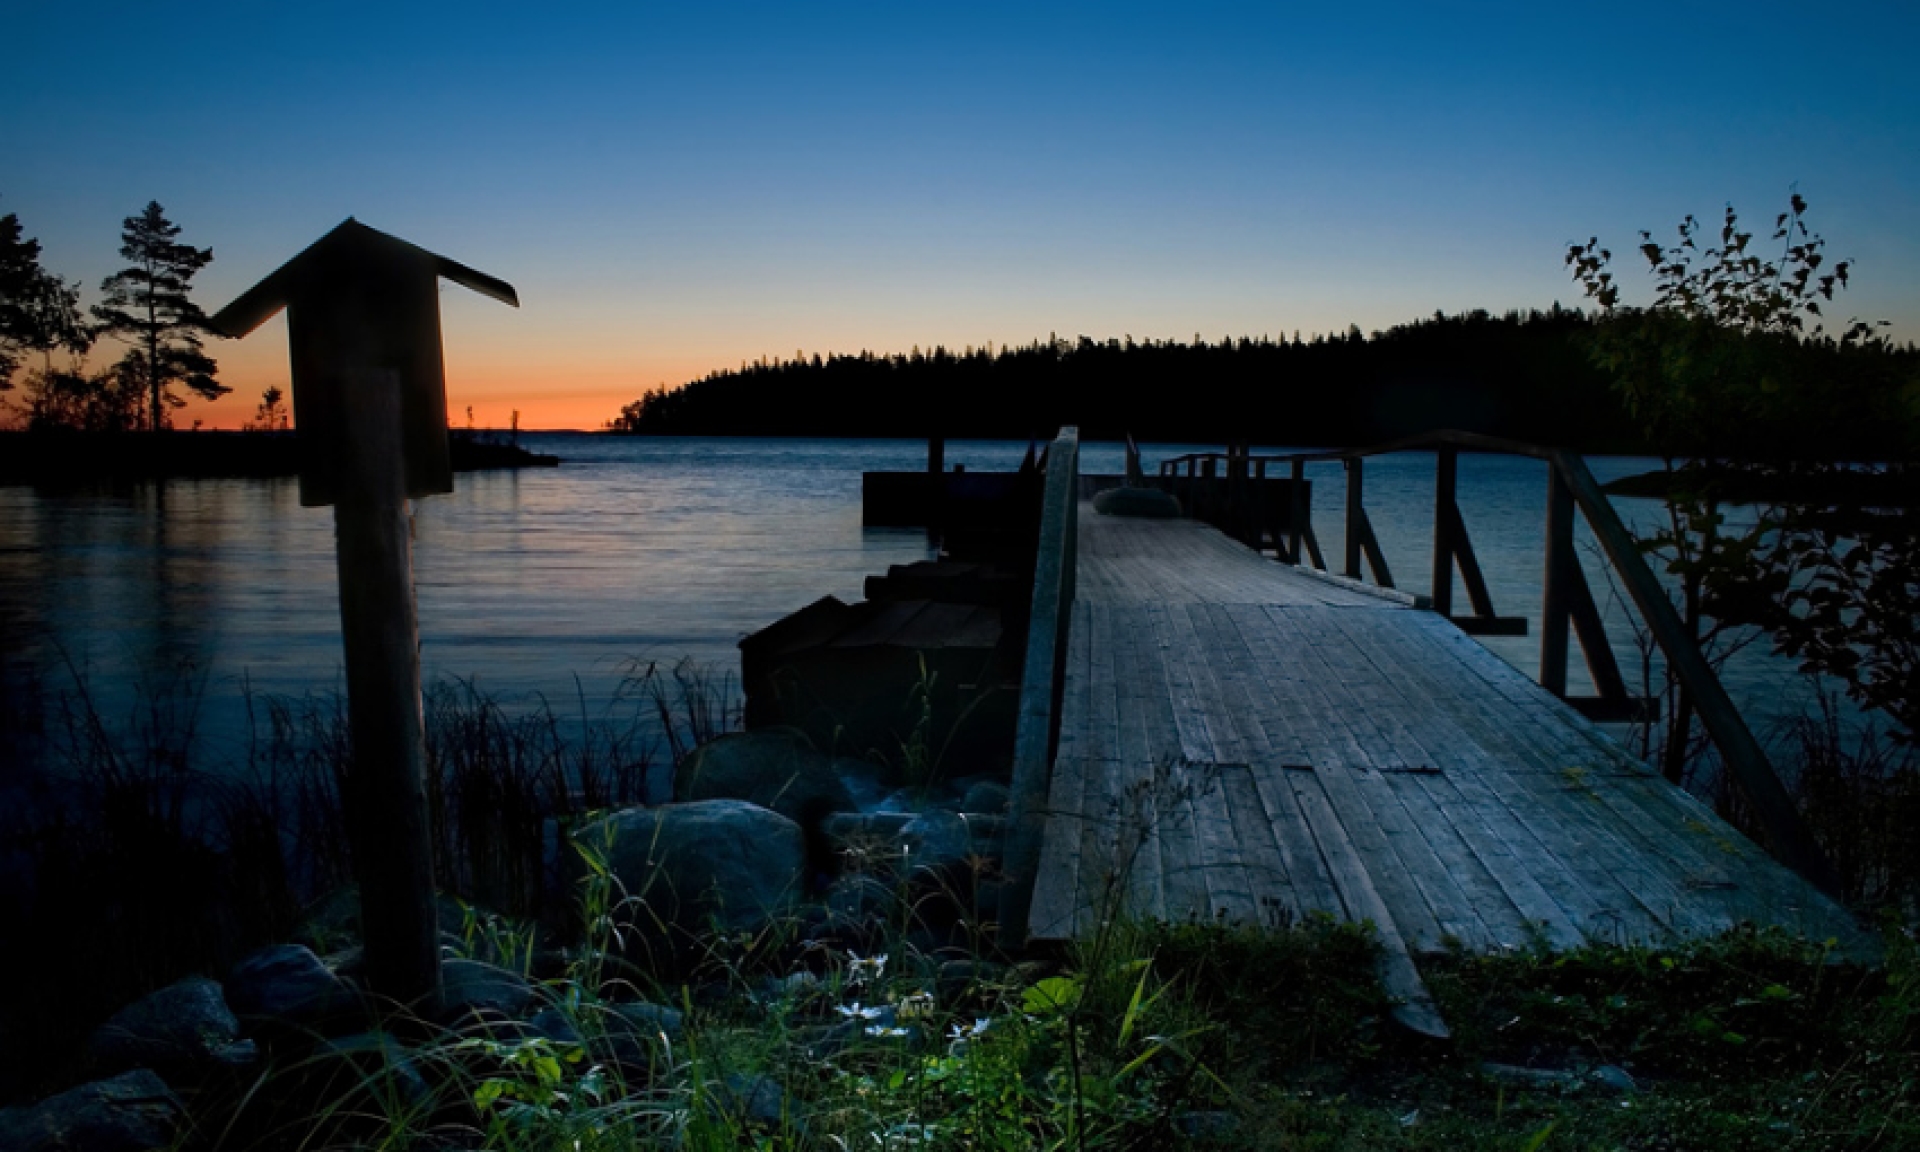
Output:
[[0, 435, 1842, 771]]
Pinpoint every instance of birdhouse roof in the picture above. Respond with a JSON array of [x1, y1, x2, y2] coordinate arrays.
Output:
[[211, 218, 519, 338]]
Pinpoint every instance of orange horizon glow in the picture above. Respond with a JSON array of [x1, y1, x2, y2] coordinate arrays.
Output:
[[181, 327, 725, 432]]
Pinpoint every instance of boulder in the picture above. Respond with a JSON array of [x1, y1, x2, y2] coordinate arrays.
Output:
[[86, 978, 252, 1079], [897, 810, 975, 875], [528, 1008, 583, 1046], [225, 944, 359, 1029], [608, 1001, 685, 1041], [820, 812, 914, 872], [960, 780, 1011, 815], [1093, 486, 1182, 519], [0, 1070, 182, 1152], [572, 801, 807, 939], [438, 959, 534, 1022], [834, 758, 892, 812], [674, 732, 853, 829]]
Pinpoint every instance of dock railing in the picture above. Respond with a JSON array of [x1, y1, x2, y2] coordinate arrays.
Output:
[[1001, 425, 1081, 949], [1159, 428, 1841, 896]]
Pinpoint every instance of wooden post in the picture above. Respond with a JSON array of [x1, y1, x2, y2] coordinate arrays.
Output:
[[1289, 458, 1307, 564], [927, 435, 946, 542], [1001, 426, 1081, 949], [334, 366, 441, 1009], [209, 220, 521, 1011], [1431, 447, 1457, 616], [1540, 465, 1574, 697], [1344, 457, 1364, 580]]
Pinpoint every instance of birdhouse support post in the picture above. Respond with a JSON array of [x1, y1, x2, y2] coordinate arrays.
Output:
[[333, 364, 442, 1013], [210, 219, 521, 1015]]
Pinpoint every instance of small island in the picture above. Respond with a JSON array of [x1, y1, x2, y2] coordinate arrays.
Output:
[[0, 427, 559, 487]]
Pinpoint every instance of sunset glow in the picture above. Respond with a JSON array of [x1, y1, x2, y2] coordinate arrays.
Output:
[[6, 1, 1917, 430]]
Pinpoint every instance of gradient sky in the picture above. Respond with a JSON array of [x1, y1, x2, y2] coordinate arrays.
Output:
[[6, 1, 1918, 430]]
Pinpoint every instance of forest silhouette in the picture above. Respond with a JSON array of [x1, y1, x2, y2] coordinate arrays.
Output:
[[607, 307, 1917, 457]]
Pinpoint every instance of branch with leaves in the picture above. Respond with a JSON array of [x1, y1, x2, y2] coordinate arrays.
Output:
[[1568, 192, 1918, 752]]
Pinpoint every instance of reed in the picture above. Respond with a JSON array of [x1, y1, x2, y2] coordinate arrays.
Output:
[[0, 656, 734, 1096]]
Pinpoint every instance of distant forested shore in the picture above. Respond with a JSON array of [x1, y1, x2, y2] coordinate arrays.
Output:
[[605, 308, 1919, 458], [0, 428, 558, 486]]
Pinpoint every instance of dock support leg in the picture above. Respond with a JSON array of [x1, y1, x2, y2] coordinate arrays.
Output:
[[1540, 466, 1574, 697], [1431, 447, 1457, 615], [1344, 458, 1364, 580]]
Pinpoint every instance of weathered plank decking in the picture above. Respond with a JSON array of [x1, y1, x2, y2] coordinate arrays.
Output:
[[1028, 507, 1867, 1024]]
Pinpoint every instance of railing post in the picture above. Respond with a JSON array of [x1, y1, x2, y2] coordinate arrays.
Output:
[[1540, 465, 1574, 696], [1431, 447, 1457, 616], [1290, 457, 1307, 564], [1550, 449, 1841, 895], [1344, 457, 1364, 580]]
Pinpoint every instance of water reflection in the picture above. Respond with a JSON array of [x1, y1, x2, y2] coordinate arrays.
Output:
[[0, 436, 1844, 773]]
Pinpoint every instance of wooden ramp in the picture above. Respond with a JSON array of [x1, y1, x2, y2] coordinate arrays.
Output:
[[1029, 508, 1867, 1029]]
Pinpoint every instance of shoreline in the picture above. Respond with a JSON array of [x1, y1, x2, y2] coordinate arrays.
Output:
[[0, 428, 560, 486]]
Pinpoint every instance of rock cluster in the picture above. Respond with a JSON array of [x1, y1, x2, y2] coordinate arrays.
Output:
[[3, 730, 1015, 1150]]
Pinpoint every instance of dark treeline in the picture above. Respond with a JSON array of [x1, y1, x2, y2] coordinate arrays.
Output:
[[608, 307, 1920, 457], [609, 308, 1641, 448]]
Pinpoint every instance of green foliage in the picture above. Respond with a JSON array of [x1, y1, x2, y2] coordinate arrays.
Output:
[[1567, 193, 1920, 766], [91, 200, 226, 431]]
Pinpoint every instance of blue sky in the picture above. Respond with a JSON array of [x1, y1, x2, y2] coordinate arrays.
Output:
[[6, 1, 1917, 427]]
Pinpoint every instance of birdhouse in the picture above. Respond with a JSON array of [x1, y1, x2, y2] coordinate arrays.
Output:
[[211, 219, 519, 507]]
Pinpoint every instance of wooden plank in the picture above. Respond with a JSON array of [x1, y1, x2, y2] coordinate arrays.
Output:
[[1313, 608, 1597, 950], [1288, 767, 1451, 1038], [1386, 614, 1719, 942], [1309, 612, 1537, 950], [1134, 603, 1213, 923], [1107, 603, 1167, 923], [1336, 610, 1676, 943], [1420, 636, 1847, 940], [1218, 761, 1303, 928], [1030, 753, 1091, 939], [1281, 564, 1430, 608], [1193, 602, 1345, 921], [1051, 601, 1094, 764], [1165, 603, 1265, 926], [1226, 604, 1449, 951], [1283, 609, 1503, 952]]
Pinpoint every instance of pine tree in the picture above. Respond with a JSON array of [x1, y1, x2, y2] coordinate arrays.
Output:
[[2, 211, 90, 389], [92, 201, 226, 431]]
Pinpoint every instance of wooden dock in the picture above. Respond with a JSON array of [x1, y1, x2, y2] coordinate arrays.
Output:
[[1020, 503, 1867, 1032]]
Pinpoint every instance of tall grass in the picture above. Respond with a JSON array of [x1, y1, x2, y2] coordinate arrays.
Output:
[[0, 656, 736, 1099]]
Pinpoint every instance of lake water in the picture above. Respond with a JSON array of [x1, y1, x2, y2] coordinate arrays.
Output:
[[0, 435, 1846, 777]]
